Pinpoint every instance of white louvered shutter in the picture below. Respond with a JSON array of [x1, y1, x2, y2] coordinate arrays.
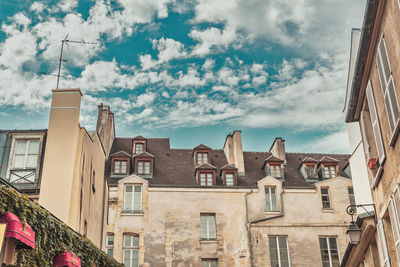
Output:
[[389, 192, 400, 262], [376, 37, 400, 134], [366, 81, 385, 164], [377, 220, 391, 267]]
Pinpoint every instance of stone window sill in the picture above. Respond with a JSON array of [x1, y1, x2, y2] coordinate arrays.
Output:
[[121, 211, 144, 216], [200, 239, 218, 243], [322, 208, 334, 213]]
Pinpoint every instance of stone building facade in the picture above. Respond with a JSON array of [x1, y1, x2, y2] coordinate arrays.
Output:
[[105, 132, 354, 266], [343, 0, 400, 265]]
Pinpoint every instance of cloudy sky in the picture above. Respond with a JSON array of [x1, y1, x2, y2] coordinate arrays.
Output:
[[0, 0, 365, 152]]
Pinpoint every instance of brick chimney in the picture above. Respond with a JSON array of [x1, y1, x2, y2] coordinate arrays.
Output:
[[96, 103, 115, 158], [269, 137, 286, 162], [223, 130, 245, 175], [39, 88, 82, 224]]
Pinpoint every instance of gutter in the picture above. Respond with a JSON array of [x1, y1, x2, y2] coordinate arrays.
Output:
[[246, 188, 285, 267]]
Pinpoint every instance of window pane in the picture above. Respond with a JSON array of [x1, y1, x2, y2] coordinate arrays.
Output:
[[279, 237, 290, 267], [132, 250, 139, 267], [138, 162, 143, 173], [27, 154, 38, 168], [13, 155, 25, 168], [145, 162, 150, 174], [319, 238, 330, 266], [208, 215, 216, 239], [200, 216, 207, 239], [321, 188, 328, 194], [204, 153, 208, 163], [200, 173, 206, 186], [269, 237, 279, 267], [269, 166, 274, 176], [125, 187, 133, 211], [28, 140, 39, 153], [123, 250, 131, 267], [106, 248, 113, 257], [330, 166, 336, 177], [132, 236, 139, 247], [210, 260, 218, 267], [134, 186, 141, 211], [324, 167, 329, 178], [226, 174, 233, 186], [15, 140, 27, 154], [271, 194, 277, 211], [107, 234, 114, 246], [124, 235, 132, 247], [202, 261, 208, 267], [266, 194, 271, 211], [207, 173, 213, 186], [276, 167, 281, 177], [115, 161, 121, 173]]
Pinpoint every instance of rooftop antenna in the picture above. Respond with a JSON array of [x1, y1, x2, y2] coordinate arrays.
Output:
[[41, 34, 97, 89]]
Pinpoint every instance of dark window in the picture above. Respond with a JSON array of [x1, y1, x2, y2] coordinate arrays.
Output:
[[319, 237, 339, 267], [269, 236, 290, 267], [321, 188, 331, 209]]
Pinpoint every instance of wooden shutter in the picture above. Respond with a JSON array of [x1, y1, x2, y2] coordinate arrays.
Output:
[[377, 37, 400, 134], [389, 193, 400, 261], [366, 81, 385, 164], [377, 220, 391, 267]]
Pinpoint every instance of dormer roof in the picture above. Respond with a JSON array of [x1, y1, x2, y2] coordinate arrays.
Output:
[[195, 162, 217, 170], [134, 151, 155, 158], [264, 155, 284, 163], [110, 151, 131, 157], [193, 144, 211, 151], [302, 157, 318, 163], [319, 156, 339, 163], [133, 135, 146, 140], [220, 164, 237, 175]]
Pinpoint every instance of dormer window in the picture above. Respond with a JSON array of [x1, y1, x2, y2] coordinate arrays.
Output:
[[220, 164, 238, 186], [305, 164, 316, 178], [225, 173, 234, 186], [269, 164, 282, 178], [199, 172, 213, 186], [323, 165, 337, 178], [197, 152, 208, 165], [135, 143, 144, 154], [114, 160, 128, 174], [137, 161, 151, 174]]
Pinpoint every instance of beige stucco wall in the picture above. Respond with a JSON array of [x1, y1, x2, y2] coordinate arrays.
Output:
[[107, 174, 353, 266], [39, 88, 109, 248]]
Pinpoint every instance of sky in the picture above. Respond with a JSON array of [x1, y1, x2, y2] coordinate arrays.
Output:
[[0, 0, 366, 153]]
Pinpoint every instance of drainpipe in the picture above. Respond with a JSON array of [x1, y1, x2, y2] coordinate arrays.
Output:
[[246, 188, 285, 267]]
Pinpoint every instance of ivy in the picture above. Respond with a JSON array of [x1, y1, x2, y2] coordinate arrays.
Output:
[[0, 185, 123, 267]]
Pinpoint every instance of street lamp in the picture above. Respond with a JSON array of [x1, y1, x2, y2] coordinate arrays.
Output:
[[345, 204, 376, 246]]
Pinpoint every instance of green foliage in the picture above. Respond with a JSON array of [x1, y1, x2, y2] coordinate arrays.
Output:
[[0, 186, 123, 267]]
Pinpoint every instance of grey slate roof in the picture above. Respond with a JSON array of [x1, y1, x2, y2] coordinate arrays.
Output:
[[106, 137, 351, 187]]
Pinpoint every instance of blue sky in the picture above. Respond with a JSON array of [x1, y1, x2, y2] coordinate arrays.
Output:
[[0, 0, 365, 152]]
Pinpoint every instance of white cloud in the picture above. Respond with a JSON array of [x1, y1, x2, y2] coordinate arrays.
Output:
[[153, 37, 187, 63], [139, 54, 158, 70], [12, 13, 31, 27], [303, 130, 350, 153], [30, 2, 45, 14], [202, 58, 215, 70], [135, 92, 156, 107]]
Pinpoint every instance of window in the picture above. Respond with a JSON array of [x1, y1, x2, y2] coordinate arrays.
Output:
[[321, 188, 331, 209], [269, 164, 282, 178], [225, 173, 234, 186], [92, 170, 96, 193], [199, 172, 213, 186], [269, 236, 290, 267], [376, 220, 390, 267], [200, 214, 216, 240], [124, 185, 142, 213], [202, 259, 218, 267], [114, 160, 128, 174], [135, 143, 144, 154], [10, 139, 40, 182], [137, 161, 150, 174], [106, 233, 114, 257], [323, 165, 336, 178], [305, 164, 315, 178], [265, 187, 277, 212], [123, 234, 139, 267], [319, 237, 340, 267], [197, 152, 208, 165], [376, 37, 400, 142], [366, 81, 385, 164], [348, 187, 355, 206]]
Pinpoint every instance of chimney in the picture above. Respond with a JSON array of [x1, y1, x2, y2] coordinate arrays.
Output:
[[223, 130, 245, 175], [96, 103, 115, 157], [269, 137, 286, 162], [39, 88, 83, 224]]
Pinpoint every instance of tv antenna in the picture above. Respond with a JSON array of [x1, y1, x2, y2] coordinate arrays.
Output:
[[41, 34, 97, 89]]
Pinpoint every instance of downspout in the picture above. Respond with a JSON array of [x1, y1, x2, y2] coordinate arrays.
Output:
[[246, 188, 285, 267]]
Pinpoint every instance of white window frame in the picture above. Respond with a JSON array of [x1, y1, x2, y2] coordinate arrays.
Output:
[[377, 220, 390, 267], [114, 160, 128, 174], [268, 164, 282, 178], [265, 186, 278, 212], [225, 173, 234, 186], [7, 134, 44, 183], [123, 234, 139, 267], [199, 172, 213, 186], [269, 236, 291, 267], [200, 214, 216, 240], [197, 152, 208, 165], [123, 185, 142, 213], [135, 143, 144, 154], [137, 161, 150, 174], [319, 236, 340, 267]]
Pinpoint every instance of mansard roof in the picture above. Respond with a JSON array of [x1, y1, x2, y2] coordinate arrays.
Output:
[[106, 138, 351, 187]]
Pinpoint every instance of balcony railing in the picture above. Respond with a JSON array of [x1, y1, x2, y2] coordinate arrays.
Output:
[[9, 168, 40, 191]]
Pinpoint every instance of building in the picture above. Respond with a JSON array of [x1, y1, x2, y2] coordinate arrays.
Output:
[[0, 88, 115, 249], [343, 0, 400, 266], [105, 132, 354, 266]]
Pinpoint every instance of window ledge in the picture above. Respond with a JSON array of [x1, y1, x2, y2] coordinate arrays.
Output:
[[322, 208, 334, 213], [389, 121, 400, 146], [265, 210, 280, 215], [121, 211, 144, 216], [200, 239, 218, 243]]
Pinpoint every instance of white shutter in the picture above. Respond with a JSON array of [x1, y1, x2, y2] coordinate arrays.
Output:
[[389, 195, 400, 262], [377, 220, 391, 267], [376, 37, 400, 134], [366, 81, 385, 164]]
